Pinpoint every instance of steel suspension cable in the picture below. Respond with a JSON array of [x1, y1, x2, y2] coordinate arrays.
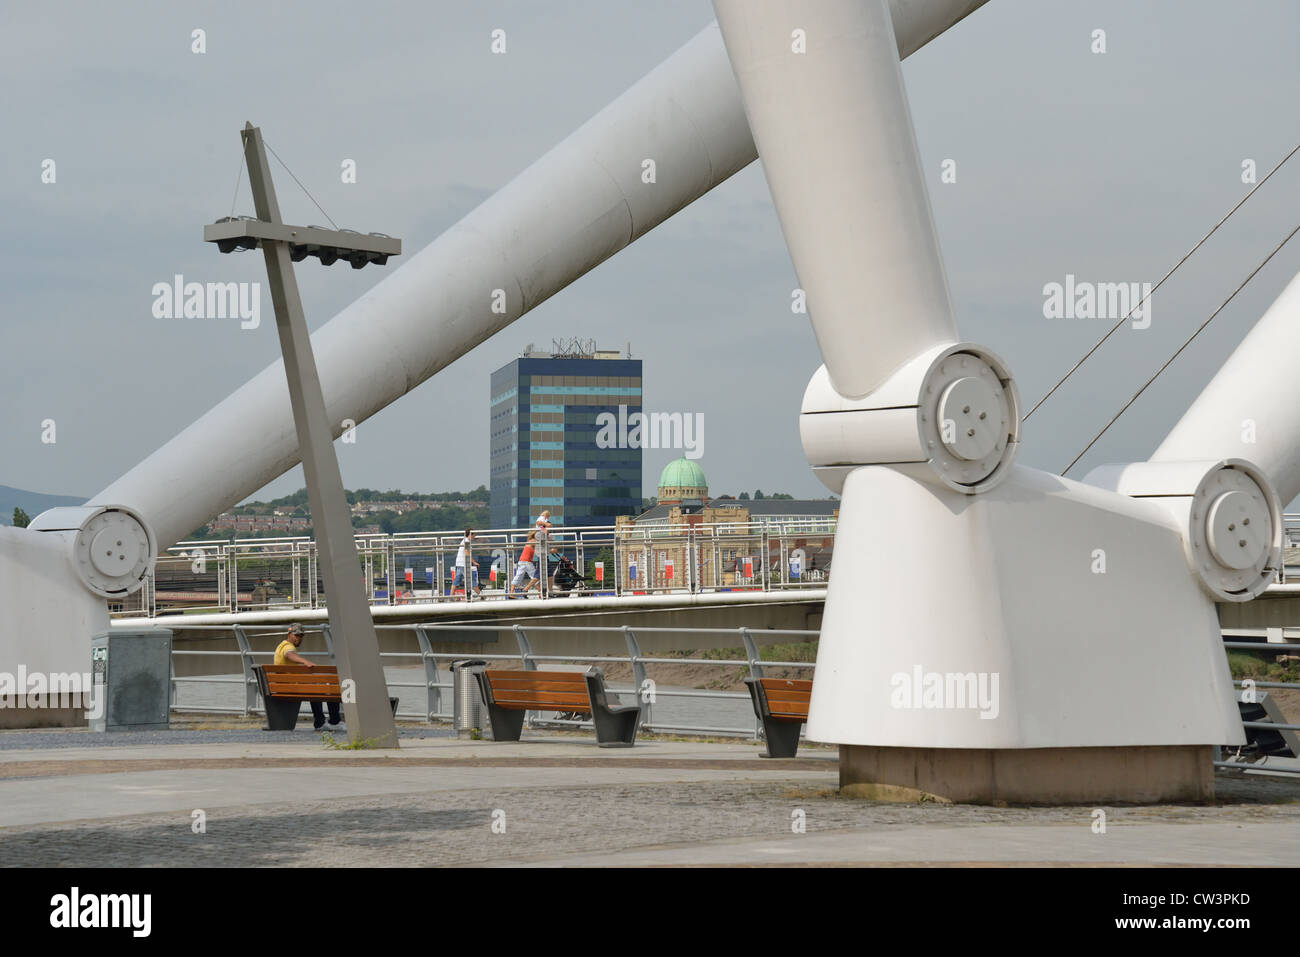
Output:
[[1061, 221, 1300, 476], [264, 140, 339, 230], [1026, 140, 1300, 421]]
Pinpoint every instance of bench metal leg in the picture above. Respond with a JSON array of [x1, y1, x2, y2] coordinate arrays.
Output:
[[585, 671, 641, 747], [760, 717, 802, 758], [264, 697, 302, 731], [485, 703, 525, 741], [592, 703, 640, 748]]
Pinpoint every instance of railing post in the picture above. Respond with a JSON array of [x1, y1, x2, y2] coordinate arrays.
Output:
[[216, 548, 225, 612], [513, 624, 536, 670], [306, 545, 314, 608], [363, 543, 373, 605], [623, 626, 651, 729], [514, 624, 537, 728], [232, 625, 259, 715], [321, 623, 336, 661], [740, 627, 764, 740], [685, 529, 695, 594], [415, 625, 441, 722], [711, 531, 721, 591], [761, 527, 771, 591], [740, 627, 764, 679], [386, 537, 396, 606], [436, 535, 447, 600], [229, 546, 239, 613]]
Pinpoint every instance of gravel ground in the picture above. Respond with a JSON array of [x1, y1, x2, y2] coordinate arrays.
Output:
[[1, 773, 1296, 867]]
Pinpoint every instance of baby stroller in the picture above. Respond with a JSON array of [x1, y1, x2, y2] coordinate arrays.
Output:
[[550, 555, 585, 597]]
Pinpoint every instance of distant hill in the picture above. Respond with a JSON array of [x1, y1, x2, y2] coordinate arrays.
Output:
[[0, 485, 87, 525]]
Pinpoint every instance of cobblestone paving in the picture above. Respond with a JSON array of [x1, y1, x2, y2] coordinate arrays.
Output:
[[2, 775, 1296, 867], [0, 726, 453, 751]]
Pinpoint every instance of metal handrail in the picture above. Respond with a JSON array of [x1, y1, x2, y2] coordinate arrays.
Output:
[[163, 624, 1291, 758], [164, 621, 819, 736], [119, 517, 837, 618]]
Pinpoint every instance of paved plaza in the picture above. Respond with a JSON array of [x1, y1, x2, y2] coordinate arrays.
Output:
[[0, 722, 1296, 867]]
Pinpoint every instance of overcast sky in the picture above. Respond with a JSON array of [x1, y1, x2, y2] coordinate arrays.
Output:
[[3, 0, 1299, 510]]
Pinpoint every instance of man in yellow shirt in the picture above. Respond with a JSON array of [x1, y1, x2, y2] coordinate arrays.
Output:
[[273, 623, 341, 731]]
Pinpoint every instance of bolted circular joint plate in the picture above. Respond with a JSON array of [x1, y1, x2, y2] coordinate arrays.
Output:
[[1187, 461, 1281, 601], [73, 508, 155, 597], [916, 346, 1020, 493], [1206, 490, 1269, 570]]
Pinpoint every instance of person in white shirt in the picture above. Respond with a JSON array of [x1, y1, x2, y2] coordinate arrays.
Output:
[[534, 512, 553, 595], [453, 529, 481, 599]]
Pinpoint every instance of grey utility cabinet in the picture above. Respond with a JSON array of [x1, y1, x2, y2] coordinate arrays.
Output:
[[89, 628, 172, 732]]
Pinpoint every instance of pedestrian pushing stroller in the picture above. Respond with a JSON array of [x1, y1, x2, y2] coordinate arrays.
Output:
[[550, 555, 585, 596]]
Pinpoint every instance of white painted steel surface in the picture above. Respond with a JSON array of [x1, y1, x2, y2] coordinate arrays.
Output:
[[26, 505, 155, 598], [0, 527, 108, 676], [805, 465, 1245, 747], [799, 343, 1020, 494], [714, 0, 958, 400], [1084, 458, 1282, 601], [1154, 269, 1300, 505]]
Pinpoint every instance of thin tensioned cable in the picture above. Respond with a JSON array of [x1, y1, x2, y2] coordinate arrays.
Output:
[[229, 153, 244, 216], [1061, 221, 1300, 477], [264, 140, 338, 229], [1026, 140, 1300, 421]]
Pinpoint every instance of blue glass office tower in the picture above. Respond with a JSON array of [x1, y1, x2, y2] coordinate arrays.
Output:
[[490, 347, 643, 528]]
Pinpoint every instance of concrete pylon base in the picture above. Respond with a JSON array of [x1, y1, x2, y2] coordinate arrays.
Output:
[[839, 745, 1214, 805]]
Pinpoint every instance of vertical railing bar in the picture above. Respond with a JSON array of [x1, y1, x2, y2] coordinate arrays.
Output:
[[623, 625, 650, 726], [514, 624, 536, 727], [740, 626, 764, 740], [415, 625, 440, 723], [232, 624, 258, 715]]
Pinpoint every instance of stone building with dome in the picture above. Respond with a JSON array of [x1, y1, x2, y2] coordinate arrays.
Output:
[[613, 457, 838, 590]]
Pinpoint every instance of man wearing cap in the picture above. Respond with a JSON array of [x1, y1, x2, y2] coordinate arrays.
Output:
[[274, 623, 342, 731]]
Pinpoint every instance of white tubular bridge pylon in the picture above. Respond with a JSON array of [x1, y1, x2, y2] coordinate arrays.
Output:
[[1151, 269, 1300, 506], [713, 0, 1257, 803]]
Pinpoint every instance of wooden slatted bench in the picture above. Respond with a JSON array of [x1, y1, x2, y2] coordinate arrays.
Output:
[[744, 676, 811, 758], [252, 664, 398, 731], [471, 666, 641, 747]]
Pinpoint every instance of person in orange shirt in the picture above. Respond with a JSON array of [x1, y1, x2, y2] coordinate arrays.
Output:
[[510, 531, 540, 597]]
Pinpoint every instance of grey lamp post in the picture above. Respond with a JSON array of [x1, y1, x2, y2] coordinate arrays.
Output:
[[205, 122, 402, 748]]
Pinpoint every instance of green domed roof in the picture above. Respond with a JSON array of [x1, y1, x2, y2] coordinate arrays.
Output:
[[658, 458, 707, 491]]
